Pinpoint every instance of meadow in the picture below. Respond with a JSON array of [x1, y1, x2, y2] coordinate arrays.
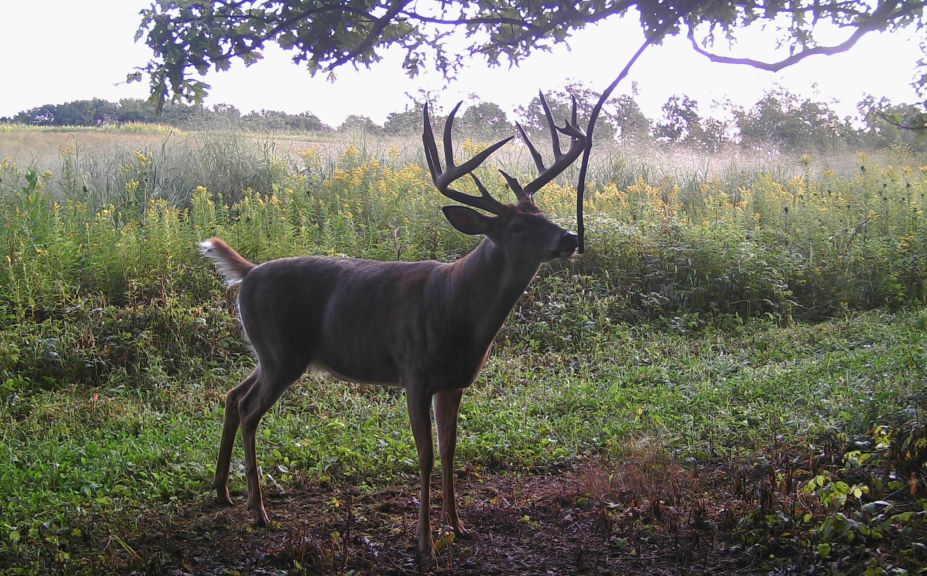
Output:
[[1, 125, 926, 574]]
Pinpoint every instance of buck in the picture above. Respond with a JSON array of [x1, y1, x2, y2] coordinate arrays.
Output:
[[201, 96, 586, 558]]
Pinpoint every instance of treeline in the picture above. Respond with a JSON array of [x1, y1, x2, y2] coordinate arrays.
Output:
[[1, 99, 328, 133], [3, 85, 925, 153]]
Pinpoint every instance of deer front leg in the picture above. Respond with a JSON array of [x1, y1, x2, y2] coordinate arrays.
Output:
[[406, 386, 435, 559], [214, 369, 258, 505], [434, 388, 467, 535]]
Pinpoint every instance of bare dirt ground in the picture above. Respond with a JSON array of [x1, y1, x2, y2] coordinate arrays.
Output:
[[117, 458, 742, 575], [87, 441, 927, 576]]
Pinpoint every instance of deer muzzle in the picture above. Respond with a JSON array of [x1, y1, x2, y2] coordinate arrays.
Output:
[[557, 231, 578, 258]]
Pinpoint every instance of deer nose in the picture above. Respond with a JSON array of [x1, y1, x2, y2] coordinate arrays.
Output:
[[560, 231, 578, 254]]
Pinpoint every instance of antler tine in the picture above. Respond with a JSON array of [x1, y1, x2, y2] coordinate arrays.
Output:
[[499, 170, 524, 197], [443, 101, 463, 171], [516, 122, 545, 173], [421, 102, 513, 215], [422, 103, 442, 184], [539, 91, 562, 157], [469, 174, 507, 213]]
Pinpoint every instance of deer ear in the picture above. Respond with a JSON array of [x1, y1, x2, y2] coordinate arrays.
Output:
[[442, 206, 493, 236]]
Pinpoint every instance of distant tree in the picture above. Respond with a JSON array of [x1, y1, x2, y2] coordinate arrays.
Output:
[[736, 89, 849, 151], [6, 97, 332, 132], [286, 111, 329, 132], [338, 114, 382, 134], [240, 109, 328, 131], [158, 102, 209, 128], [14, 99, 118, 126], [740, 93, 794, 148], [383, 107, 422, 135], [698, 117, 730, 152], [796, 97, 845, 150], [857, 95, 927, 151], [459, 101, 513, 139], [211, 103, 243, 126], [654, 95, 702, 145], [116, 98, 159, 123], [57, 99, 118, 125], [14, 104, 59, 126], [609, 94, 651, 144]]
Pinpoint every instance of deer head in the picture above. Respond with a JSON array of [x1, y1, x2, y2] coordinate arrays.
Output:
[[422, 94, 586, 266]]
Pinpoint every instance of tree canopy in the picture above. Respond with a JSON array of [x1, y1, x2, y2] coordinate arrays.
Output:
[[133, 0, 927, 114]]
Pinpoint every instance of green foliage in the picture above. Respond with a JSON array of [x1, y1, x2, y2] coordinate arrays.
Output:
[[2, 139, 926, 326], [734, 388, 927, 574], [3, 98, 334, 133], [654, 94, 701, 145], [858, 95, 927, 150], [736, 88, 858, 152], [131, 0, 927, 112], [1, 132, 927, 571], [3, 305, 925, 571]]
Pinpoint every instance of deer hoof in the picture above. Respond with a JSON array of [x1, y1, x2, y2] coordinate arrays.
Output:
[[216, 487, 234, 506], [452, 521, 469, 538], [442, 514, 468, 537], [252, 508, 270, 527]]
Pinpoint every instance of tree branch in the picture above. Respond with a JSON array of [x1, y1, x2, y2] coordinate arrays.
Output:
[[401, 10, 535, 28], [877, 110, 927, 131], [326, 0, 413, 70], [497, 1, 636, 50], [211, 4, 378, 65], [575, 0, 705, 252], [686, 0, 917, 72]]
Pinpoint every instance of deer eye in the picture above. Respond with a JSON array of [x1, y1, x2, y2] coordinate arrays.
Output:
[[509, 222, 526, 235]]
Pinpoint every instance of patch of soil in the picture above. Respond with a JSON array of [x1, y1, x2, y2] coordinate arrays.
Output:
[[104, 461, 717, 573], [92, 444, 925, 575]]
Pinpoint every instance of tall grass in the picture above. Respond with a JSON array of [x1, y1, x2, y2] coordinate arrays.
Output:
[[2, 134, 925, 328], [0, 133, 924, 396]]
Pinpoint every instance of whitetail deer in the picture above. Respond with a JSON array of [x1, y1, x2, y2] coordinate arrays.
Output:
[[201, 95, 585, 558]]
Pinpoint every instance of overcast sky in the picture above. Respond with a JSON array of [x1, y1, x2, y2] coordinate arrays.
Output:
[[0, 1, 923, 126]]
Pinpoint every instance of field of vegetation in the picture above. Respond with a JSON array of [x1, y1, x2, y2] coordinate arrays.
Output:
[[1, 125, 926, 574]]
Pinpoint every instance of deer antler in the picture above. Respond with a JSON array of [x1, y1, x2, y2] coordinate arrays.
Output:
[[509, 92, 587, 201], [423, 102, 513, 216]]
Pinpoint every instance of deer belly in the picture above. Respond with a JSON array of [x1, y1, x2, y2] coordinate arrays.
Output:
[[308, 354, 399, 386]]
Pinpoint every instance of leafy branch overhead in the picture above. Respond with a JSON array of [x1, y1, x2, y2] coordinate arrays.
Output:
[[133, 0, 927, 111]]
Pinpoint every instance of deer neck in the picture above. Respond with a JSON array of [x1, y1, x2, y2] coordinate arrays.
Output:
[[446, 237, 540, 343]]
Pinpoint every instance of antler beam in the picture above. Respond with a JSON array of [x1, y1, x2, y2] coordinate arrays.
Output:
[[510, 92, 587, 200], [423, 102, 513, 216]]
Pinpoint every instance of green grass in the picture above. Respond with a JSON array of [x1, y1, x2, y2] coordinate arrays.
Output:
[[2, 309, 925, 572]]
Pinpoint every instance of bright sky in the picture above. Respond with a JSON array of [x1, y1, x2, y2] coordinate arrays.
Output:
[[0, 1, 923, 127]]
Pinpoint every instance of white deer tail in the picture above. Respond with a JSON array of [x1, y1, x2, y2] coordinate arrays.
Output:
[[199, 237, 255, 287]]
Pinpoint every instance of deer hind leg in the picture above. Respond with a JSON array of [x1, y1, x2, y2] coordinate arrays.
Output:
[[238, 365, 298, 526], [406, 386, 435, 559], [212, 368, 259, 505], [214, 368, 259, 505], [434, 388, 467, 535]]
